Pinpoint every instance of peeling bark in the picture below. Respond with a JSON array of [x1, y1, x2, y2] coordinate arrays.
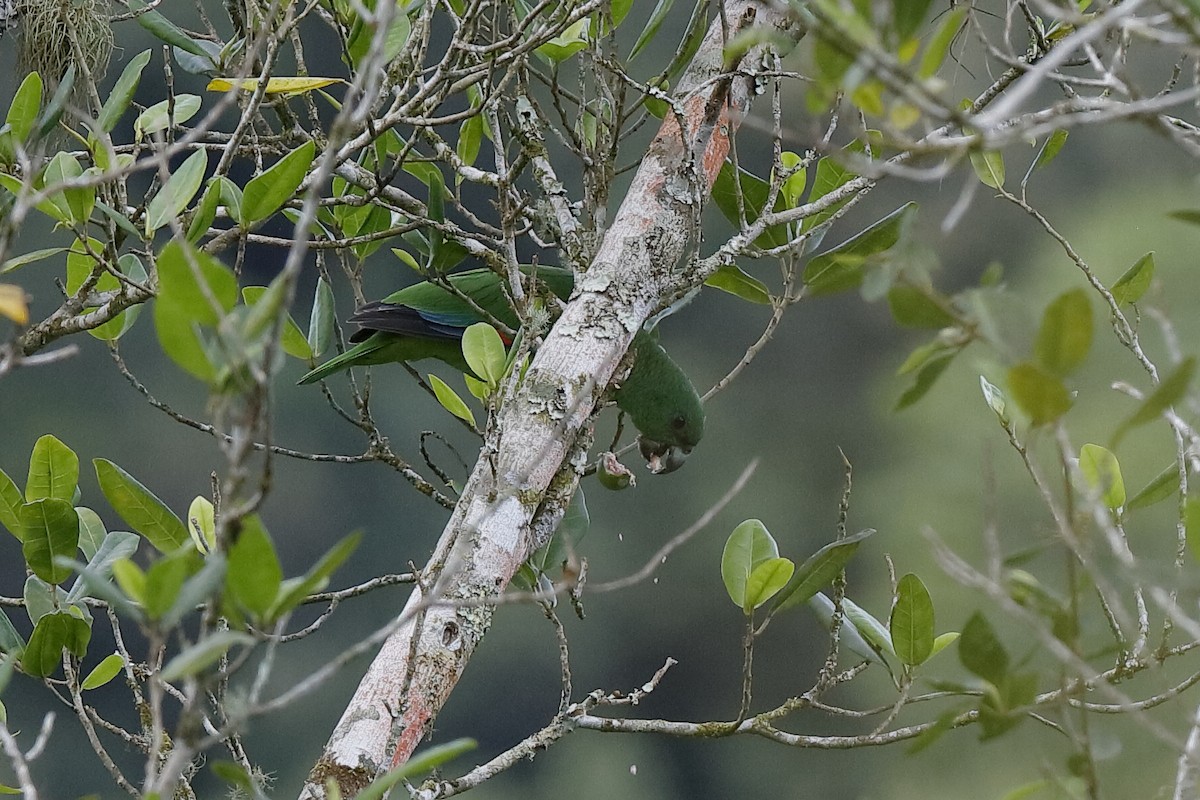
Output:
[[299, 3, 802, 797]]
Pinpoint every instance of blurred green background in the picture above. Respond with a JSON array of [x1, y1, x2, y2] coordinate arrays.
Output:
[[3, 3, 1200, 798]]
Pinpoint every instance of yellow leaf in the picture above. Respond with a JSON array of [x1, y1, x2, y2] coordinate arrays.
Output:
[[0, 284, 28, 325], [206, 77, 343, 95]]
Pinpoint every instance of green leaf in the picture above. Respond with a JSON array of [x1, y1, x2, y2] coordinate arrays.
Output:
[[74, 531, 139, 595], [980, 671, 1038, 740], [186, 177, 222, 243], [35, 64, 75, 140], [1113, 358, 1195, 447], [536, 18, 590, 63], [1127, 463, 1179, 511], [94, 459, 189, 552], [462, 323, 506, 389], [704, 265, 772, 304], [143, 549, 199, 620], [160, 631, 253, 682], [1034, 288, 1092, 376], [969, 149, 1005, 189], [81, 653, 125, 690], [959, 611, 1008, 685], [1033, 130, 1068, 170], [1008, 362, 1071, 425], [159, 552, 224, 629], [890, 573, 935, 666], [187, 496, 216, 554], [241, 140, 316, 224], [803, 150, 858, 232], [808, 593, 888, 665], [22, 612, 91, 677], [778, 151, 807, 207], [1110, 252, 1154, 306], [43, 151, 92, 225], [887, 284, 954, 328], [129, 0, 212, 56], [743, 558, 794, 610], [111, 559, 146, 605], [356, 739, 477, 800], [156, 239, 238, 325], [0, 609, 25, 655], [26, 434, 79, 503], [96, 50, 152, 134], [804, 203, 917, 296], [20, 500, 80, 584], [710, 162, 788, 248], [893, 0, 934, 41], [154, 300, 215, 382], [24, 574, 60, 624], [307, 277, 336, 357], [226, 516, 283, 618], [772, 528, 874, 612], [930, 631, 959, 658], [346, 5, 411, 67], [1078, 444, 1125, 509], [1, 247, 69, 274], [721, 519, 779, 613], [146, 149, 209, 235], [630, 0, 675, 59], [6, 72, 43, 143], [896, 350, 956, 411], [429, 374, 477, 428], [610, 0, 634, 27], [1169, 210, 1200, 226], [1186, 497, 1200, 563], [0, 469, 21, 539], [74, 510, 111, 561], [89, 254, 148, 341], [456, 112, 483, 169], [843, 596, 895, 656], [979, 374, 1009, 424], [134, 94, 202, 141], [241, 286, 312, 359], [269, 532, 361, 618]]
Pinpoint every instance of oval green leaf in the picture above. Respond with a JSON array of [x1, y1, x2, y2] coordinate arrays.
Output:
[[1034, 288, 1092, 377], [146, 148, 208, 235], [429, 374, 477, 428], [1078, 443, 1125, 509], [20, 499, 80, 584], [743, 557, 795, 611], [1110, 252, 1154, 306], [241, 139, 316, 224], [772, 527, 874, 612], [81, 653, 125, 690], [890, 573, 935, 666], [720, 519, 779, 612], [94, 458, 189, 552], [227, 515, 283, 618], [22, 611, 91, 677], [462, 322, 506, 389], [26, 434, 79, 503], [96, 49, 152, 134], [1008, 362, 1071, 425]]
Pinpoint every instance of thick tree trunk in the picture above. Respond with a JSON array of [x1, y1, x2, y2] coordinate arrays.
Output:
[[299, 3, 801, 797]]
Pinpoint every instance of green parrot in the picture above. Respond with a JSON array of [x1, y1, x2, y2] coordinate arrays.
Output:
[[298, 267, 705, 472]]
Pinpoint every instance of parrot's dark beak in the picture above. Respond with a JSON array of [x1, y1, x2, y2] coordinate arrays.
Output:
[[638, 436, 691, 474]]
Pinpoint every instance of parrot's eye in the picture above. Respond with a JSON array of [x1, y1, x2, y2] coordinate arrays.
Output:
[[671, 414, 687, 430]]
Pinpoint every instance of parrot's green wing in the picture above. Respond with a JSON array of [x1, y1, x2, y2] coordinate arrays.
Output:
[[298, 265, 706, 471]]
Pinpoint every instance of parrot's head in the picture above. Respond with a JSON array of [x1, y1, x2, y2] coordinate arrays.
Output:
[[615, 335, 706, 474]]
